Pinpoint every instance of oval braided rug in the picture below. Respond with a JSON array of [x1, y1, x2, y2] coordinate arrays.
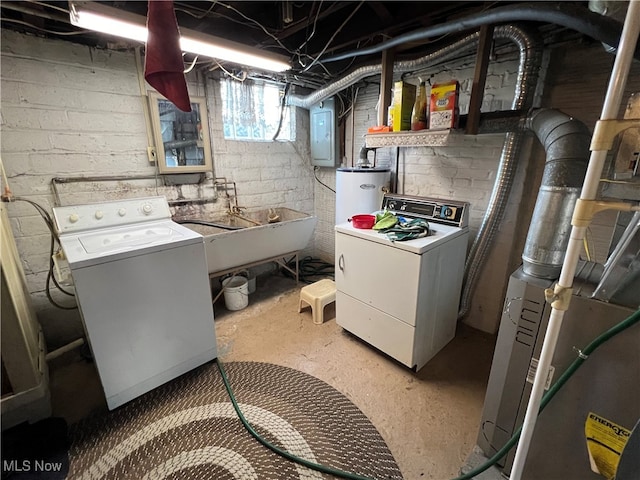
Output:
[[67, 362, 403, 480]]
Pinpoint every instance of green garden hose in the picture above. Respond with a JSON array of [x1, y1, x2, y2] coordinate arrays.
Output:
[[216, 358, 374, 480], [216, 307, 640, 480]]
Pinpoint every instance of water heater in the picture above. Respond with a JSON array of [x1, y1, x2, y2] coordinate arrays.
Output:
[[335, 167, 391, 224]]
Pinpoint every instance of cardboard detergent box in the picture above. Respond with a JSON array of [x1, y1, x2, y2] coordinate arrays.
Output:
[[429, 80, 460, 130], [392, 81, 416, 132]]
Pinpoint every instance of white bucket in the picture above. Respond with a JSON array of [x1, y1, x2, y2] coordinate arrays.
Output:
[[223, 269, 256, 294], [221, 276, 249, 311]]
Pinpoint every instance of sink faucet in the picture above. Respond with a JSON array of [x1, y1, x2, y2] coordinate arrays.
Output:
[[229, 205, 246, 215]]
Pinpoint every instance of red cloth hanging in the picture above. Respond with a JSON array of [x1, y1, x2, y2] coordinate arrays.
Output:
[[144, 0, 191, 112]]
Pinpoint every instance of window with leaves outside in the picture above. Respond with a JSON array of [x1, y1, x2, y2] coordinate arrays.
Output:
[[220, 78, 294, 141]]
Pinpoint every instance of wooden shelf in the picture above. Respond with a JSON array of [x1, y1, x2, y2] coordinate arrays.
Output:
[[365, 129, 455, 148]]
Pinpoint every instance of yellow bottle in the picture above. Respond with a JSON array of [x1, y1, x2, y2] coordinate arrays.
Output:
[[411, 81, 428, 131]]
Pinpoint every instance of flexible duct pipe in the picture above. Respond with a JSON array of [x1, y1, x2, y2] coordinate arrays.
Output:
[[458, 25, 542, 318], [288, 32, 481, 108], [284, 6, 631, 318], [521, 110, 591, 278], [288, 25, 537, 109]]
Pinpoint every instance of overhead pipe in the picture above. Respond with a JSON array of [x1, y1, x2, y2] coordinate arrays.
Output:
[[288, 23, 543, 109], [318, 3, 637, 65], [288, 31, 481, 109]]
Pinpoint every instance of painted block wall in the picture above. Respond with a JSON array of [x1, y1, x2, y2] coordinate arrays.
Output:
[[0, 30, 315, 348], [2, 27, 639, 345]]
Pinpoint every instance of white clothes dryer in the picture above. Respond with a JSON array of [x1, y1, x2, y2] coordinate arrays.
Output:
[[335, 194, 469, 371]]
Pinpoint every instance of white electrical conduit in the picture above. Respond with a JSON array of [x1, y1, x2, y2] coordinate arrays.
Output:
[[134, 47, 159, 166], [510, 2, 640, 478], [45, 338, 85, 361]]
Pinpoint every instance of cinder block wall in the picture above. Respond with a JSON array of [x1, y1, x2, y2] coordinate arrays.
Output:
[[3, 28, 638, 345], [1, 30, 315, 348]]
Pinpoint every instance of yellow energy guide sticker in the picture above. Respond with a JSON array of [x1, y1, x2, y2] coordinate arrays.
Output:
[[585, 412, 631, 479]]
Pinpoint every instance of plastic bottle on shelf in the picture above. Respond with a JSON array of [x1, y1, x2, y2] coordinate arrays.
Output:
[[411, 79, 429, 131], [387, 87, 394, 131]]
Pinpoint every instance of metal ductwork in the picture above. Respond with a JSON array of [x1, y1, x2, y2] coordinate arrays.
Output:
[[287, 25, 537, 109], [459, 25, 542, 319], [288, 24, 544, 320], [287, 31, 482, 109], [461, 107, 592, 278], [521, 109, 591, 278], [284, 3, 622, 318]]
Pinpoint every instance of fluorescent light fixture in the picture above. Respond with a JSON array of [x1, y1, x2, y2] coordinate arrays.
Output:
[[69, 1, 290, 72], [70, 7, 148, 43], [179, 34, 291, 73]]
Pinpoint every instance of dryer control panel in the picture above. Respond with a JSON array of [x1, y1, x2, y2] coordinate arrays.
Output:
[[381, 194, 469, 228]]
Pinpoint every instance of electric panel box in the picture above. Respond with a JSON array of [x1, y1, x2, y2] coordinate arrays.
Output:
[[310, 97, 339, 167]]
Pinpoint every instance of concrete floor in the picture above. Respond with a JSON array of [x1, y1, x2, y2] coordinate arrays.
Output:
[[49, 271, 497, 480]]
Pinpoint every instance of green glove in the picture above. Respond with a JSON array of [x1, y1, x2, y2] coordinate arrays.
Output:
[[373, 211, 398, 230]]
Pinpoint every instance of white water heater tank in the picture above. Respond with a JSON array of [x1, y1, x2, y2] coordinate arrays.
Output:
[[335, 167, 391, 224]]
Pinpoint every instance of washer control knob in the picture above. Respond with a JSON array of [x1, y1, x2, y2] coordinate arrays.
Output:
[[142, 204, 153, 215], [95, 210, 104, 220], [118, 208, 127, 217], [69, 213, 79, 223]]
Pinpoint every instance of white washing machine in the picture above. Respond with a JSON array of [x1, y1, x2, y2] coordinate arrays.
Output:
[[53, 196, 217, 410], [335, 194, 469, 371]]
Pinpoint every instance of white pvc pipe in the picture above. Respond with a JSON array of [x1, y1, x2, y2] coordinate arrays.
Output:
[[510, 2, 640, 479], [45, 338, 85, 361]]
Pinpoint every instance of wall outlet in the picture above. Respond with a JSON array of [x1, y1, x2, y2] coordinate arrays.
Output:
[[147, 146, 157, 164]]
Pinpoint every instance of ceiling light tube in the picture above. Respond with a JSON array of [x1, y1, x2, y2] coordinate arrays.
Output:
[[180, 33, 291, 73], [69, 1, 290, 72]]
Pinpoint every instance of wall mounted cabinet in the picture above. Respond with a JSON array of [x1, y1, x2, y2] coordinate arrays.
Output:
[[149, 93, 213, 174]]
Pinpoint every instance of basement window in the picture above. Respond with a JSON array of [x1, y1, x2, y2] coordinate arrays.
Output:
[[220, 78, 294, 141]]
